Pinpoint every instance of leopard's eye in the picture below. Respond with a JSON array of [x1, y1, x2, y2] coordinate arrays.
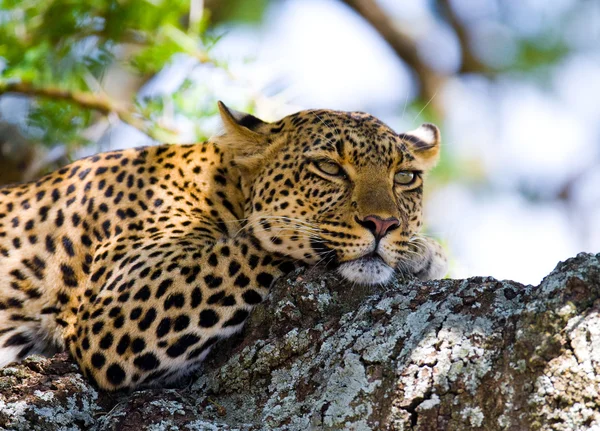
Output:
[[394, 171, 416, 185], [315, 160, 343, 177]]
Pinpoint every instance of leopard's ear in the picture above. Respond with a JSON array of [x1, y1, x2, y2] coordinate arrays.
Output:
[[398, 123, 441, 170], [218, 101, 271, 136], [216, 101, 273, 171]]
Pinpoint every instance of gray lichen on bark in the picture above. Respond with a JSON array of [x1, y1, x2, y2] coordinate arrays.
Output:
[[0, 253, 599, 430]]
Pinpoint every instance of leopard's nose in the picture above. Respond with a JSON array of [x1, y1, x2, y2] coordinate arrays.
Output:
[[356, 215, 400, 241]]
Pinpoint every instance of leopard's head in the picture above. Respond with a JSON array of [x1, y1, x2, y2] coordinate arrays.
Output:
[[216, 102, 442, 285]]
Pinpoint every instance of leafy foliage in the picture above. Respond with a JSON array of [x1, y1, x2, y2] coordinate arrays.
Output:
[[0, 0, 258, 153]]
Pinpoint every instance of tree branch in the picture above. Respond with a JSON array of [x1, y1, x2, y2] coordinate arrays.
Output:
[[436, 0, 489, 74], [340, 0, 443, 108], [0, 81, 175, 142], [340, 0, 494, 114]]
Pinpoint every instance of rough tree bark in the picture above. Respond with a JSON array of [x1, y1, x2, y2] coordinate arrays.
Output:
[[1, 253, 599, 430]]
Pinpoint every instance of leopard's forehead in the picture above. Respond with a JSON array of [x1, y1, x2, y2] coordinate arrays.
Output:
[[278, 109, 413, 168]]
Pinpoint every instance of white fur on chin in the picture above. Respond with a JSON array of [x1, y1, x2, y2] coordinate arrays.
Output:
[[337, 258, 395, 285]]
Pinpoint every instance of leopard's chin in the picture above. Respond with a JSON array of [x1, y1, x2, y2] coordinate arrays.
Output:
[[337, 255, 395, 285]]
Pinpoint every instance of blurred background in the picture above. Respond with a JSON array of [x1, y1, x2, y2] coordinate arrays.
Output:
[[0, 0, 599, 284]]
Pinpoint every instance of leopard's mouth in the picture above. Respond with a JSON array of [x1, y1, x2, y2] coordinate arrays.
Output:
[[336, 254, 395, 285]]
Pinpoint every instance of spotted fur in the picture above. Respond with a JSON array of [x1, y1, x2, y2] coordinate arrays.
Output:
[[0, 103, 446, 390]]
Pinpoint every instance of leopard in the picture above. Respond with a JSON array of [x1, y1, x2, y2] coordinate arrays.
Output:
[[0, 102, 447, 390]]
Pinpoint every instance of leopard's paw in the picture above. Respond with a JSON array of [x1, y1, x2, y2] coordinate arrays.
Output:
[[405, 237, 448, 280]]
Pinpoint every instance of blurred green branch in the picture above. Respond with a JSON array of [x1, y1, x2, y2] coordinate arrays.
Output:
[[0, 81, 176, 142]]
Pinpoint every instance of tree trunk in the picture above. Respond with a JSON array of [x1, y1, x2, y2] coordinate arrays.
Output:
[[1, 253, 599, 430]]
